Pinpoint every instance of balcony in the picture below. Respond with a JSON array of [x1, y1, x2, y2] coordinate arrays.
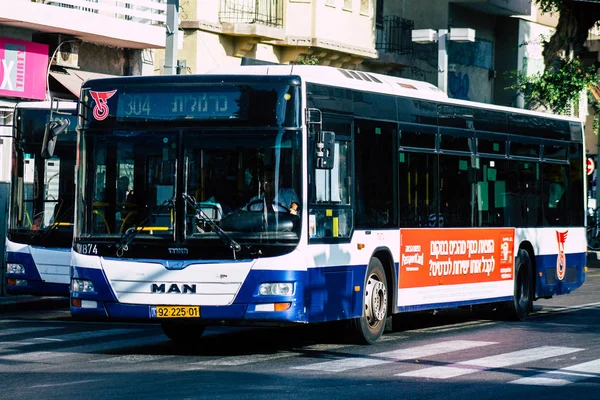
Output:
[[218, 0, 284, 40], [219, 0, 283, 28], [376, 16, 413, 56], [2, 0, 167, 49], [366, 15, 413, 68]]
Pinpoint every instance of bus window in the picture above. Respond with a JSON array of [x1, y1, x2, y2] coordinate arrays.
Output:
[[439, 154, 474, 227], [399, 152, 437, 227], [309, 141, 353, 239], [474, 158, 509, 227], [507, 160, 542, 227], [543, 163, 568, 226], [355, 120, 397, 228]]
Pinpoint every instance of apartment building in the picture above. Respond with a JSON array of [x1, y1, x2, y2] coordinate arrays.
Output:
[[170, 2, 564, 103], [0, 0, 167, 294]]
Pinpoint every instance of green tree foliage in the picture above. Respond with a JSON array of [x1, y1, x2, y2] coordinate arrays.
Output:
[[519, 1, 600, 114], [298, 55, 320, 65], [514, 59, 597, 114]]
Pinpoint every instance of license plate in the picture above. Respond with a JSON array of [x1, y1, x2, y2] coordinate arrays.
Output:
[[152, 306, 200, 318]]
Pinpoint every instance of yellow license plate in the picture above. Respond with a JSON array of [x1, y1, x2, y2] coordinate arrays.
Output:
[[153, 306, 200, 318]]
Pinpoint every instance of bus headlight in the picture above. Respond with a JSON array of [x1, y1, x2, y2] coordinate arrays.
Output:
[[7, 263, 25, 274], [71, 279, 95, 293], [258, 283, 294, 296]]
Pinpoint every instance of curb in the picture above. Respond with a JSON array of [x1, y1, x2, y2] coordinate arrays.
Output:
[[588, 251, 600, 269]]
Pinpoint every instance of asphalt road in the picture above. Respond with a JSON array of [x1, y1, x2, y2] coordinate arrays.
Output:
[[0, 269, 599, 400]]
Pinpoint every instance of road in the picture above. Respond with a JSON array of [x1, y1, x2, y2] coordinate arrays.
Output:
[[0, 269, 599, 400]]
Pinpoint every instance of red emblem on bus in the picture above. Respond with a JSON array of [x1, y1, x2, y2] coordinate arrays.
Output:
[[556, 230, 568, 281], [89, 90, 117, 121]]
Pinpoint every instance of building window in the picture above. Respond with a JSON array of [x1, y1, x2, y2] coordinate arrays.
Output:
[[343, 0, 352, 11], [360, 0, 370, 15]]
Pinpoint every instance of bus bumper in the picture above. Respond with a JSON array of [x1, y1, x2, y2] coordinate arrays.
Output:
[[71, 264, 365, 324], [5, 251, 69, 296]]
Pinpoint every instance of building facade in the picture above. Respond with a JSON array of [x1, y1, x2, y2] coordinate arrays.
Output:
[[0, 0, 167, 295]]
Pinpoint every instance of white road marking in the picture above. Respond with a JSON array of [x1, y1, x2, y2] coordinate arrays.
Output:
[[0, 334, 167, 363], [511, 359, 600, 386], [397, 346, 583, 379], [0, 327, 63, 337], [292, 340, 497, 373], [187, 352, 298, 368]]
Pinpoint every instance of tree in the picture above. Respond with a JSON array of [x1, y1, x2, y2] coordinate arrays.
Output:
[[518, 1, 600, 113]]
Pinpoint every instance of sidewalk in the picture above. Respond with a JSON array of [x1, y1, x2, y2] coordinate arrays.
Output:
[[0, 294, 69, 312]]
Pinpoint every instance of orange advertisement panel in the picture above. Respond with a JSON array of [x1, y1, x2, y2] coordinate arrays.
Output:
[[399, 228, 515, 288]]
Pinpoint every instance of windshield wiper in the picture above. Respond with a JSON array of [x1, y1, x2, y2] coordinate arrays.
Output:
[[34, 204, 75, 241], [182, 193, 242, 259], [116, 199, 174, 257]]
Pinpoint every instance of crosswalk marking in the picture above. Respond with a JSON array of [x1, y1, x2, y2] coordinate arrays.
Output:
[[510, 359, 600, 386], [396, 346, 583, 379], [1, 322, 599, 388], [0, 334, 167, 364], [292, 340, 497, 373], [90, 354, 176, 364], [187, 352, 298, 368], [0, 327, 63, 337], [0, 328, 139, 351]]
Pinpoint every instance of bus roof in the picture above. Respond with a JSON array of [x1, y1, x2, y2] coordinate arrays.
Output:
[[83, 65, 580, 124], [206, 65, 581, 124]]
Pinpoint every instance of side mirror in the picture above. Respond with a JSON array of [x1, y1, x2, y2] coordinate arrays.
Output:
[[41, 119, 70, 159], [316, 130, 335, 169]]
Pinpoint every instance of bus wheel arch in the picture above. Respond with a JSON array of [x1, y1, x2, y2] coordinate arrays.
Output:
[[351, 251, 393, 344], [503, 246, 534, 321]]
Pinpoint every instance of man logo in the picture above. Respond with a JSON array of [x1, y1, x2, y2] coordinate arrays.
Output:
[[556, 230, 568, 281], [168, 248, 189, 255], [151, 283, 197, 294]]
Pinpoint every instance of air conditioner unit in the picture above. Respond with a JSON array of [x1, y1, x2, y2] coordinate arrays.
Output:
[[53, 42, 79, 69]]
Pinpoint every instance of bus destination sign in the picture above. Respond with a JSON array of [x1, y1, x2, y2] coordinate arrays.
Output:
[[114, 90, 244, 121]]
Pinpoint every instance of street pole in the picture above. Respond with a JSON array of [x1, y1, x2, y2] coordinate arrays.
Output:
[[437, 29, 448, 95], [164, 0, 179, 75]]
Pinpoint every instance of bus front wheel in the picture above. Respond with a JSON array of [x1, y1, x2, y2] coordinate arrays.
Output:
[[350, 257, 388, 344], [161, 322, 206, 343]]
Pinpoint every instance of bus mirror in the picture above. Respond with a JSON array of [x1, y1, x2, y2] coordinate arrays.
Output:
[[41, 118, 70, 159], [316, 131, 335, 169]]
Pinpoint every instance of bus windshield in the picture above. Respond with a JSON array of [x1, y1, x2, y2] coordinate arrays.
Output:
[[8, 107, 78, 247], [77, 127, 302, 259]]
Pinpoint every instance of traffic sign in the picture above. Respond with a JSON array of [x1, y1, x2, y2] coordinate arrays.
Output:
[[588, 157, 595, 176]]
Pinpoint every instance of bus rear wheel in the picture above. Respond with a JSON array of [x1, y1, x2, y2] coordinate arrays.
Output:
[[502, 248, 533, 321], [161, 322, 206, 342], [350, 257, 388, 344]]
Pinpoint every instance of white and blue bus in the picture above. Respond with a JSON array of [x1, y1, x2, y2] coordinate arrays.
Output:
[[67, 66, 586, 344], [6, 100, 77, 296]]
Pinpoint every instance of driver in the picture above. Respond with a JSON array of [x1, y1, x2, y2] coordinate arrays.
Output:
[[245, 167, 299, 215]]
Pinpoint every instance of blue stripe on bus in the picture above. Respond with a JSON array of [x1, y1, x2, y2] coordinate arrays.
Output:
[[397, 296, 513, 313], [534, 251, 586, 298], [71, 264, 369, 323], [5, 251, 69, 296], [71, 251, 587, 322]]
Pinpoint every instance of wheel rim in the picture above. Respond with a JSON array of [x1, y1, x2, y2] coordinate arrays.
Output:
[[365, 273, 387, 327]]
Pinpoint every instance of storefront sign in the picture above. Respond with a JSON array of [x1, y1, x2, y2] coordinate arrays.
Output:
[[0, 38, 48, 100]]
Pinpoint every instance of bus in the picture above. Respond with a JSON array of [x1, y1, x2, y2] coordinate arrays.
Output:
[[5, 100, 77, 296], [66, 66, 586, 344]]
